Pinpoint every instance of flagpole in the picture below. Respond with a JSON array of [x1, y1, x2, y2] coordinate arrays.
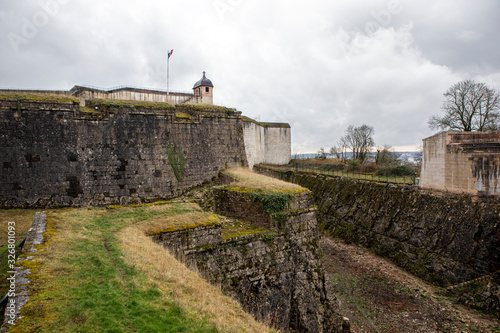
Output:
[[167, 52, 170, 95]]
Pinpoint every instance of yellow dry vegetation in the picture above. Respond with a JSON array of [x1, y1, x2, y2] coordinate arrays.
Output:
[[0, 209, 39, 244], [118, 226, 275, 333], [223, 168, 306, 193], [0, 91, 78, 103], [7, 203, 275, 332]]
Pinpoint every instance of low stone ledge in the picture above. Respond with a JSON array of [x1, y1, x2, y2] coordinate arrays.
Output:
[[1, 212, 47, 331]]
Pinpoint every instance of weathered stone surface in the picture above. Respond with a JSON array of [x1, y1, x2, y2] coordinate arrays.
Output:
[[150, 224, 221, 258], [1, 212, 47, 330], [255, 167, 500, 288], [152, 189, 348, 332], [242, 120, 291, 169], [446, 272, 500, 317], [0, 99, 247, 207], [421, 131, 500, 195]]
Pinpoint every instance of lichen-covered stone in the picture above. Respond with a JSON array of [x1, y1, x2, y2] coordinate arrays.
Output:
[[152, 189, 347, 332], [0, 99, 247, 208], [2, 212, 47, 330], [255, 167, 500, 315]]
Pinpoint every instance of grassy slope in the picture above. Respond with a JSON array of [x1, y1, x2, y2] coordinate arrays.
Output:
[[222, 168, 307, 193], [5, 203, 274, 333]]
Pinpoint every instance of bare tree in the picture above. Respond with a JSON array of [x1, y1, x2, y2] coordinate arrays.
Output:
[[375, 144, 399, 166], [330, 137, 348, 161], [429, 80, 500, 132], [341, 124, 375, 163], [317, 148, 327, 159], [329, 146, 340, 159]]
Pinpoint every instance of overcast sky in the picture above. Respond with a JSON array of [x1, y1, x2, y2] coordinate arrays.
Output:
[[2, 0, 500, 153]]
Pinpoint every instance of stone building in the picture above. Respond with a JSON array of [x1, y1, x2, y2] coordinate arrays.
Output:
[[420, 131, 500, 195], [0, 71, 216, 106], [192, 71, 214, 104]]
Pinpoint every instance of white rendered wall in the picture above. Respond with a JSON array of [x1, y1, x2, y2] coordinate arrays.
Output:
[[243, 121, 291, 169], [420, 132, 448, 190]]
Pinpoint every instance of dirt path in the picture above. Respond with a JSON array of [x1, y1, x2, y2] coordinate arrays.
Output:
[[320, 236, 500, 333]]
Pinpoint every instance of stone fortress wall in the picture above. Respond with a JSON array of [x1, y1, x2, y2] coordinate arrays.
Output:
[[242, 119, 291, 169], [255, 166, 500, 315], [0, 98, 291, 207], [151, 184, 349, 332], [420, 131, 500, 195], [0, 99, 246, 207]]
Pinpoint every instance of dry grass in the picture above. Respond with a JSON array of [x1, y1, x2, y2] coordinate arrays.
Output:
[[88, 98, 175, 109], [223, 168, 306, 193], [137, 210, 220, 236], [176, 103, 236, 112], [7, 203, 276, 332], [118, 226, 275, 333], [0, 209, 39, 244], [0, 91, 78, 103]]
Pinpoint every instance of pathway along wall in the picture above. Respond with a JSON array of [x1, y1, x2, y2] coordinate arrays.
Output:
[[255, 167, 500, 288], [0, 99, 247, 207]]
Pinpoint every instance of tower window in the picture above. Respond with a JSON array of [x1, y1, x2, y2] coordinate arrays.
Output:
[[205, 87, 210, 93]]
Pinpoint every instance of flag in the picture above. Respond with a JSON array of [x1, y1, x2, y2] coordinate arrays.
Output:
[[168, 49, 174, 59]]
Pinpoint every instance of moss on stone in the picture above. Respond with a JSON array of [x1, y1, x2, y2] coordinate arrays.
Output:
[[241, 116, 290, 129], [144, 215, 220, 236], [88, 98, 175, 109], [176, 103, 237, 113], [0, 92, 79, 103], [221, 218, 270, 240]]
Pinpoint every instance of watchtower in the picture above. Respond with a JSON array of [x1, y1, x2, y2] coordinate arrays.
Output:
[[192, 71, 214, 104]]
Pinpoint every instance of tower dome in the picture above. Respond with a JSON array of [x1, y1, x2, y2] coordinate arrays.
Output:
[[193, 71, 214, 89], [192, 71, 214, 104]]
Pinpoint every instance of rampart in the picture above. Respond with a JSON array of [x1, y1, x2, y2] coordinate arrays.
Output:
[[242, 119, 291, 169], [255, 167, 500, 288], [0, 99, 247, 207], [421, 131, 500, 195], [151, 185, 349, 332]]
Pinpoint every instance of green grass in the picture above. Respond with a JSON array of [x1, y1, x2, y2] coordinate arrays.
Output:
[[175, 111, 194, 120], [241, 116, 290, 128], [221, 168, 307, 194], [88, 98, 175, 110], [176, 104, 236, 113], [9, 205, 218, 333], [221, 218, 270, 240], [5, 203, 273, 333], [0, 91, 79, 103]]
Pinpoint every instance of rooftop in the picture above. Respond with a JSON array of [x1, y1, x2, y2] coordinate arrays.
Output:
[[193, 71, 214, 89]]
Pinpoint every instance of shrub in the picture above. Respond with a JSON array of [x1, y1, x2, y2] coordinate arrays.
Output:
[[319, 164, 343, 172], [375, 165, 415, 177], [345, 159, 360, 172]]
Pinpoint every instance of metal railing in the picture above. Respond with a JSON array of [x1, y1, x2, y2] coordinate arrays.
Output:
[[74, 84, 193, 96], [264, 162, 417, 185]]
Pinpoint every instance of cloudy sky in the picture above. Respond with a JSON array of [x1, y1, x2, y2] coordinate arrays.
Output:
[[2, 0, 500, 153]]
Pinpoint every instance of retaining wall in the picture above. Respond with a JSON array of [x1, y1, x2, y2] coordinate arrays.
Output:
[[152, 189, 349, 333], [255, 167, 500, 287], [0, 99, 247, 207]]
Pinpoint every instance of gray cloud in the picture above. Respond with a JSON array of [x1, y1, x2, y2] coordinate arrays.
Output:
[[1, 0, 499, 152]]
